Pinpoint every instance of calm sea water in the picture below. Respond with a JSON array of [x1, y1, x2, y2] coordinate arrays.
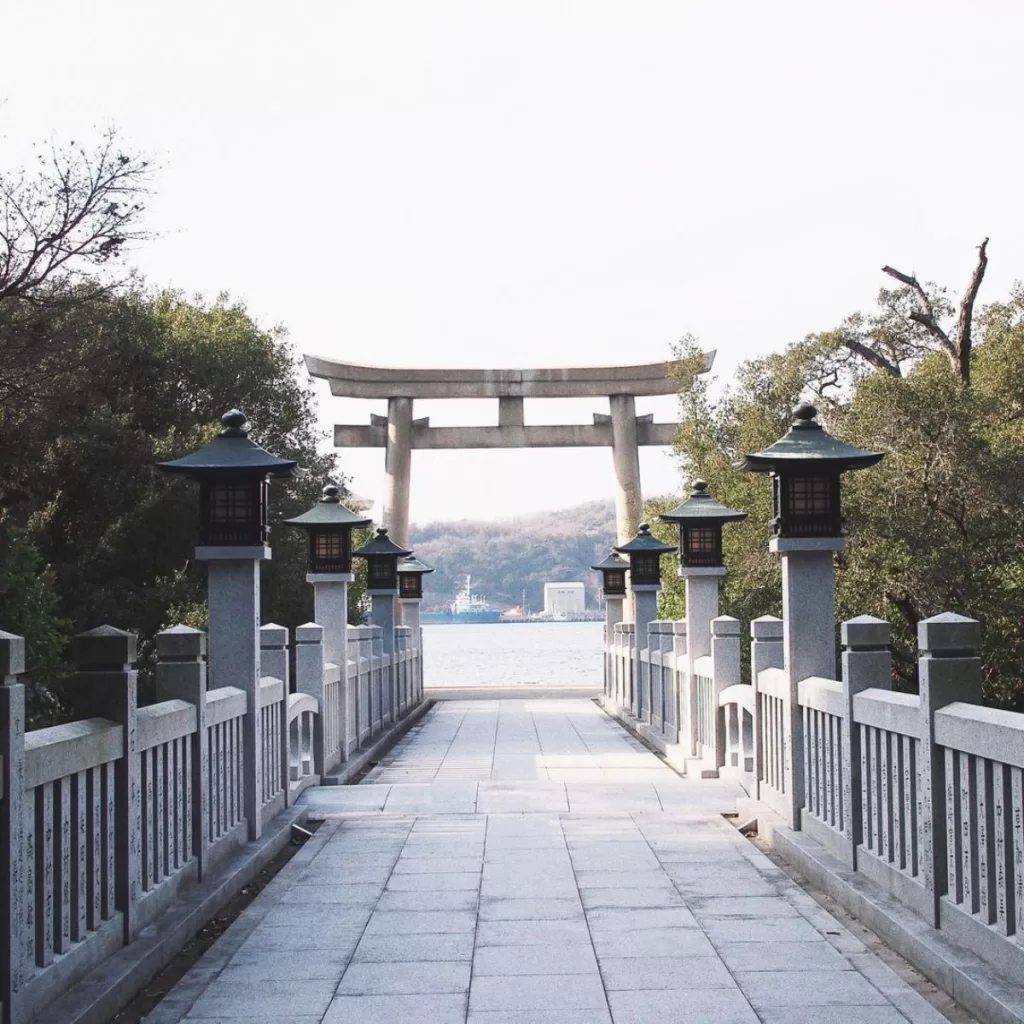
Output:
[[422, 621, 604, 688]]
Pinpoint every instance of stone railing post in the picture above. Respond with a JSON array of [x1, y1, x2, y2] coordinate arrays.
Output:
[[1, 630, 27, 1024], [155, 626, 210, 877], [260, 624, 291, 804], [395, 625, 412, 714], [839, 616, 891, 870], [646, 623, 662, 728], [660, 625, 678, 742], [352, 625, 372, 744], [369, 625, 386, 729], [295, 623, 327, 776], [69, 626, 140, 943], [710, 616, 741, 770], [917, 612, 982, 927], [750, 615, 783, 801], [671, 622, 688, 746]]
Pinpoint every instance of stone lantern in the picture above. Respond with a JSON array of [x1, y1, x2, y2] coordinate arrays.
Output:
[[353, 527, 412, 667], [614, 524, 676, 718], [741, 403, 883, 826], [284, 483, 372, 674], [157, 408, 296, 841], [397, 555, 434, 603], [659, 480, 747, 569], [353, 527, 412, 594], [659, 480, 747, 750], [592, 550, 630, 700], [739, 402, 881, 540], [592, 550, 629, 600], [157, 409, 296, 549]]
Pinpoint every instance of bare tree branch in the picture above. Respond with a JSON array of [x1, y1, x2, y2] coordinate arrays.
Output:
[[881, 263, 957, 364], [953, 237, 989, 388], [841, 335, 902, 377]]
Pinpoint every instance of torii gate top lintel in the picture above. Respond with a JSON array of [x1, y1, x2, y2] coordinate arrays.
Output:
[[304, 353, 714, 400]]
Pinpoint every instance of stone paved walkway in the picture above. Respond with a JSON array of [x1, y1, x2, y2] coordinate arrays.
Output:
[[151, 699, 950, 1024]]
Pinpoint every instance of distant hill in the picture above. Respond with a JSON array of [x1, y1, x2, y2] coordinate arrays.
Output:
[[409, 500, 617, 612]]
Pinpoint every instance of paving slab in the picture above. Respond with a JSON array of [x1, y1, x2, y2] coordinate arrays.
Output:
[[149, 698, 961, 1024]]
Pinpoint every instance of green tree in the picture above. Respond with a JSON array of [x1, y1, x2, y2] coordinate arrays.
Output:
[[1, 286, 358, 717], [667, 249, 1024, 709]]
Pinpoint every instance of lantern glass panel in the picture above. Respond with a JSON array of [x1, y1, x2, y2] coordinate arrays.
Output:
[[315, 532, 344, 560], [201, 478, 265, 545], [632, 553, 661, 584], [774, 472, 841, 537], [399, 574, 422, 599], [369, 558, 396, 588], [682, 524, 722, 567], [789, 476, 831, 516], [604, 570, 626, 595], [210, 484, 252, 522]]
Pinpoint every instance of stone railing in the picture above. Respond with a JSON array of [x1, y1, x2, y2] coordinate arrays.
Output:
[[604, 608, 1024, 981], [0, 616, 425, 1024]]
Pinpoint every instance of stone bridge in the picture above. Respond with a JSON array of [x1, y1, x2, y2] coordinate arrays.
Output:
[[2, 405, 1024, 1024]]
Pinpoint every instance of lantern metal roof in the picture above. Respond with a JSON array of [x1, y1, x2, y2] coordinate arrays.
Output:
[[591, 550, 629, 572], [614, 524, 677, 557], [659, 480, 748, 524], [157, 410, 297, 477], [738, 403, 883, 473], [283, 484, 373, 529], [352, 527, 413, 559], [398, 555, 435, 576]]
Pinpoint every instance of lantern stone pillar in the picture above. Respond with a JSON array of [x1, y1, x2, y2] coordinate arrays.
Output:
[[603, 595, 625, 699], [197, 545, 268, 840], [158, 409, 297, 844], [740, 403, 884, 829], [681, 566, 725, 755], [631, 586, 659, 719], [309, 574, 351, 673], [615, 525, 676, 721], [400, 598, 422, 702], [659, 480, 746, 756]]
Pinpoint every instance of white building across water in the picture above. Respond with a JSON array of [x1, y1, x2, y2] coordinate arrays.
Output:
[[543, 581, 586, 616]]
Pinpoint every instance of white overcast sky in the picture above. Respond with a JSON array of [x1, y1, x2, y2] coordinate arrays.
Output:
[[4, 1, 1023, 524]]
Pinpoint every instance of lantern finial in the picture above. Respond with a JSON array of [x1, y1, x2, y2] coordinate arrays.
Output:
[[220, 409, 248, 435]]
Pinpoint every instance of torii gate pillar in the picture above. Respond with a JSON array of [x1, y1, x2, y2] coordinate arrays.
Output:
[[609, 394, 643, 547], [383, 396, 413, 547]]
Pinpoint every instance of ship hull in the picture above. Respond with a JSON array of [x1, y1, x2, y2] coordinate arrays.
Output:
[[421, 610, 502, 624]]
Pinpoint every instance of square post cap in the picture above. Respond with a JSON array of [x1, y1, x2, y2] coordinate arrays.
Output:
[[0, 629, 26, 677], [259, 622, 289, 648], [751, 615, 784, 640], [841, 615, 890, 650], [155, 624, 207, 660], [72, 625, 137, 669], [711, 615, 741, 637], [918, 612, 981, 655], [296, 622, 325, 644]]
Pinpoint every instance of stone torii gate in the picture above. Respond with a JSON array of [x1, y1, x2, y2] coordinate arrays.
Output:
[[304, 354, 714, 548]]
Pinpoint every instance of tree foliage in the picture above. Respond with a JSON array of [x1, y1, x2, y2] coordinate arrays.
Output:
[[0, 129, 357, 721], [665, 249, 1024, 709]]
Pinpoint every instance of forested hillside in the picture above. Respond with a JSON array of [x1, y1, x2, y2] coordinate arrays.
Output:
[[409, 500, 618, 611]]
